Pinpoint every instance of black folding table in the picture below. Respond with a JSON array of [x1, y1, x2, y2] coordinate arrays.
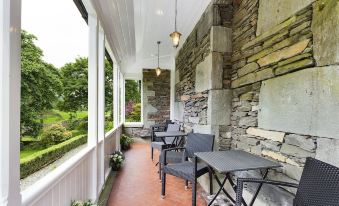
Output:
[[195, 150, 281, 206]]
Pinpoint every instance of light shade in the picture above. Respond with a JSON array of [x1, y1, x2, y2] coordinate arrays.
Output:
[[170, 31, 182, 48], [155, 67, 161, 76]]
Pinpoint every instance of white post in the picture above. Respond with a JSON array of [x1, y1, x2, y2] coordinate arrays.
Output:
[[88, 13, 99, 201], [120, 73, 125, 124], [170, 59, 176, 120], [113, 66, 119, 128], [0, 0, 22, 205], [97, 27, 105, 193]]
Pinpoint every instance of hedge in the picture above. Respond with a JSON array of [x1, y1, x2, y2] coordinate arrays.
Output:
[[20, 134, 87, 179]]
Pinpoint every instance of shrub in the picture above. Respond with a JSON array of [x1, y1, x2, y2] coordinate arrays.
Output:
[[120, 134, 134, 150], [40, 123, 72, 146], [20, 134, 87, 178], [21, 120, 43, 137], [109, 151, 124, 171], [77, 119, 88, 131], [71, 200, 97, 206]]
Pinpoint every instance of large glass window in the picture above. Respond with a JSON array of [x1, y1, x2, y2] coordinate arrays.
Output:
[[125, 80, 142, 122]]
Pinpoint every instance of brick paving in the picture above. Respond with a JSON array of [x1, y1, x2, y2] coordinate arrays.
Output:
[[107, 142, 206, 206]]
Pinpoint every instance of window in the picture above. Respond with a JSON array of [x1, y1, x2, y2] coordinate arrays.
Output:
[[125, 80, 142, 122]]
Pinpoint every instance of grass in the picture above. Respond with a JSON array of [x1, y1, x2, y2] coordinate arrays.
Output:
[[20, 148, 43, 159], [42, 109, 88, 124]]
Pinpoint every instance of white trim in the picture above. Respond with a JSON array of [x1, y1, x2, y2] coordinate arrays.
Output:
[[88, 13, 99, 201], [0, 0, 22, 205], [170, 58, 176, 120], [21, 145, 95, 206], [120, 73, 125, 123], [123, 122, 144, 128], [113, 65, 119, 128], [97, 27, 105, 195]]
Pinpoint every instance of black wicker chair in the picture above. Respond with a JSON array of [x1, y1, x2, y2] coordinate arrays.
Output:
[[150, 120, 173, 160], [161, 133, 215, 205], [235, 157, 339, 206]]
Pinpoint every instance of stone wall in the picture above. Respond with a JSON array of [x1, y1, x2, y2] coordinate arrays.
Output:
[[227, 0, 339, 205], [174, 0, 233, 150], [174, 0, 339, 205], [143, 69, 171, 128]]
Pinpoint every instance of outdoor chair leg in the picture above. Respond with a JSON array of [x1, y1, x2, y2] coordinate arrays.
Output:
[[159, 163, 162, 180], [192, 181, 197, 206], [209, 171, 213, 195], [151, 148, 154, 160], [185, 180, 188, 189], [161, 171, 166, 198], [192, 156, 197, 206]]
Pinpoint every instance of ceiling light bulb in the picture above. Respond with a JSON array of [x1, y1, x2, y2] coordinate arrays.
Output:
[[170, 31, 181, 48], [155, 67, 161, 76]]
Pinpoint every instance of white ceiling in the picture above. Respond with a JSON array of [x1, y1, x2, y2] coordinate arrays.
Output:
[[90, 0, 211, 77]]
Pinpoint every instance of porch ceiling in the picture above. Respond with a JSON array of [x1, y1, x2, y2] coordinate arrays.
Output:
[[90, 0, 211, 77]]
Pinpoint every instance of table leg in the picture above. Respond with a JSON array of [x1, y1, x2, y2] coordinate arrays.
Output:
[[207, 168, 235, 205], [249, 169, 268, 206], [227, 174, 248, 206]]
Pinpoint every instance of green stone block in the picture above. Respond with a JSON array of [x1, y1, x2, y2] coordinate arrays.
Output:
[[275, 58, 314, 75]]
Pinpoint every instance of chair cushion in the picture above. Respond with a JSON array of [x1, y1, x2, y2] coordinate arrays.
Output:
[[163, 161, 209, 181], [159, 151, 184, 164]]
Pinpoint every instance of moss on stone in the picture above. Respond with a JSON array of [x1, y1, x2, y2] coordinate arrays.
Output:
[[275, 58, 314, 75]]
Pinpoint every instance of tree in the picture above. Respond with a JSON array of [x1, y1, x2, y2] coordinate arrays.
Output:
[[125, 80, 141, 103], [59, 57, 114, 113], [21, 31, 62, 136]]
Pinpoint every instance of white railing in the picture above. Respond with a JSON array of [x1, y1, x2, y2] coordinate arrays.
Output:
[[21, 124, 122, 206]]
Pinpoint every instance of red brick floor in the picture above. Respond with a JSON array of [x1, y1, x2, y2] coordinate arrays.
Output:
[[107, 142, 206, 206]]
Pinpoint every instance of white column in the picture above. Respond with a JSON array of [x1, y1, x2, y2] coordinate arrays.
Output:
[[113, 66, 119, 128], [97, 27, 105, 194], [88, 13, 99, 201], [0, 0, 22, 205], [120, 73, 125, 124], [170, 58, 176, 120]]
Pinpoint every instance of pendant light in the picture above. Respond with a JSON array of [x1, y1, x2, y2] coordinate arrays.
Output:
[[170, 0, 181, 48], [155, 41, 161, 76]]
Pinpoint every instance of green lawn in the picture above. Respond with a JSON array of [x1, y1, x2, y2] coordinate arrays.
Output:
[[20, 148, 43, 159], [42, 109, 88, 124], [21, 109, 114, 161]]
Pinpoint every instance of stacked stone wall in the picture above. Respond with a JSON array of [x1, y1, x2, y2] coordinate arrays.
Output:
[[143, 69, 171, 128], [227, 0, 339, 204], [174, 0, 233, 150]]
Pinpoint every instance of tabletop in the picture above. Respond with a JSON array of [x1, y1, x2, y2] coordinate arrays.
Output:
[[154, 131, 187, 138], [195, 150, 281, 173]]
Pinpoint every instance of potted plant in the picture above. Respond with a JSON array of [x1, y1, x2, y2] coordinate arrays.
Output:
[[109, 151, 125, 171], [120, 134, 134, 150], [71, 200, 97, 206]]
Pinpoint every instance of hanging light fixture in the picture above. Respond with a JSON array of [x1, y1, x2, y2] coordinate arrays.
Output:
[[170, 0, 181, 48], [155, 41, 161, 76]]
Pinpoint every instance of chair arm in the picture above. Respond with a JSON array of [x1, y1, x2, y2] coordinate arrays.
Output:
[[235, 178, 299, 206], [162, 147, 186, 165]]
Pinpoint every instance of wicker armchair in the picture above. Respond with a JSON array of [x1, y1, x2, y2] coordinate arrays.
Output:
[[161, 133, 215, 206], [235, 157, 339, 206]]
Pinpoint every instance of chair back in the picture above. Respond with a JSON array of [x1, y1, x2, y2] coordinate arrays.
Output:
[[166, 124, 180, 132], [294, 157, 339, 206], [185, 133, 214, 158], [165, 124, 180, 143], [164, 119, 173, 130]]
